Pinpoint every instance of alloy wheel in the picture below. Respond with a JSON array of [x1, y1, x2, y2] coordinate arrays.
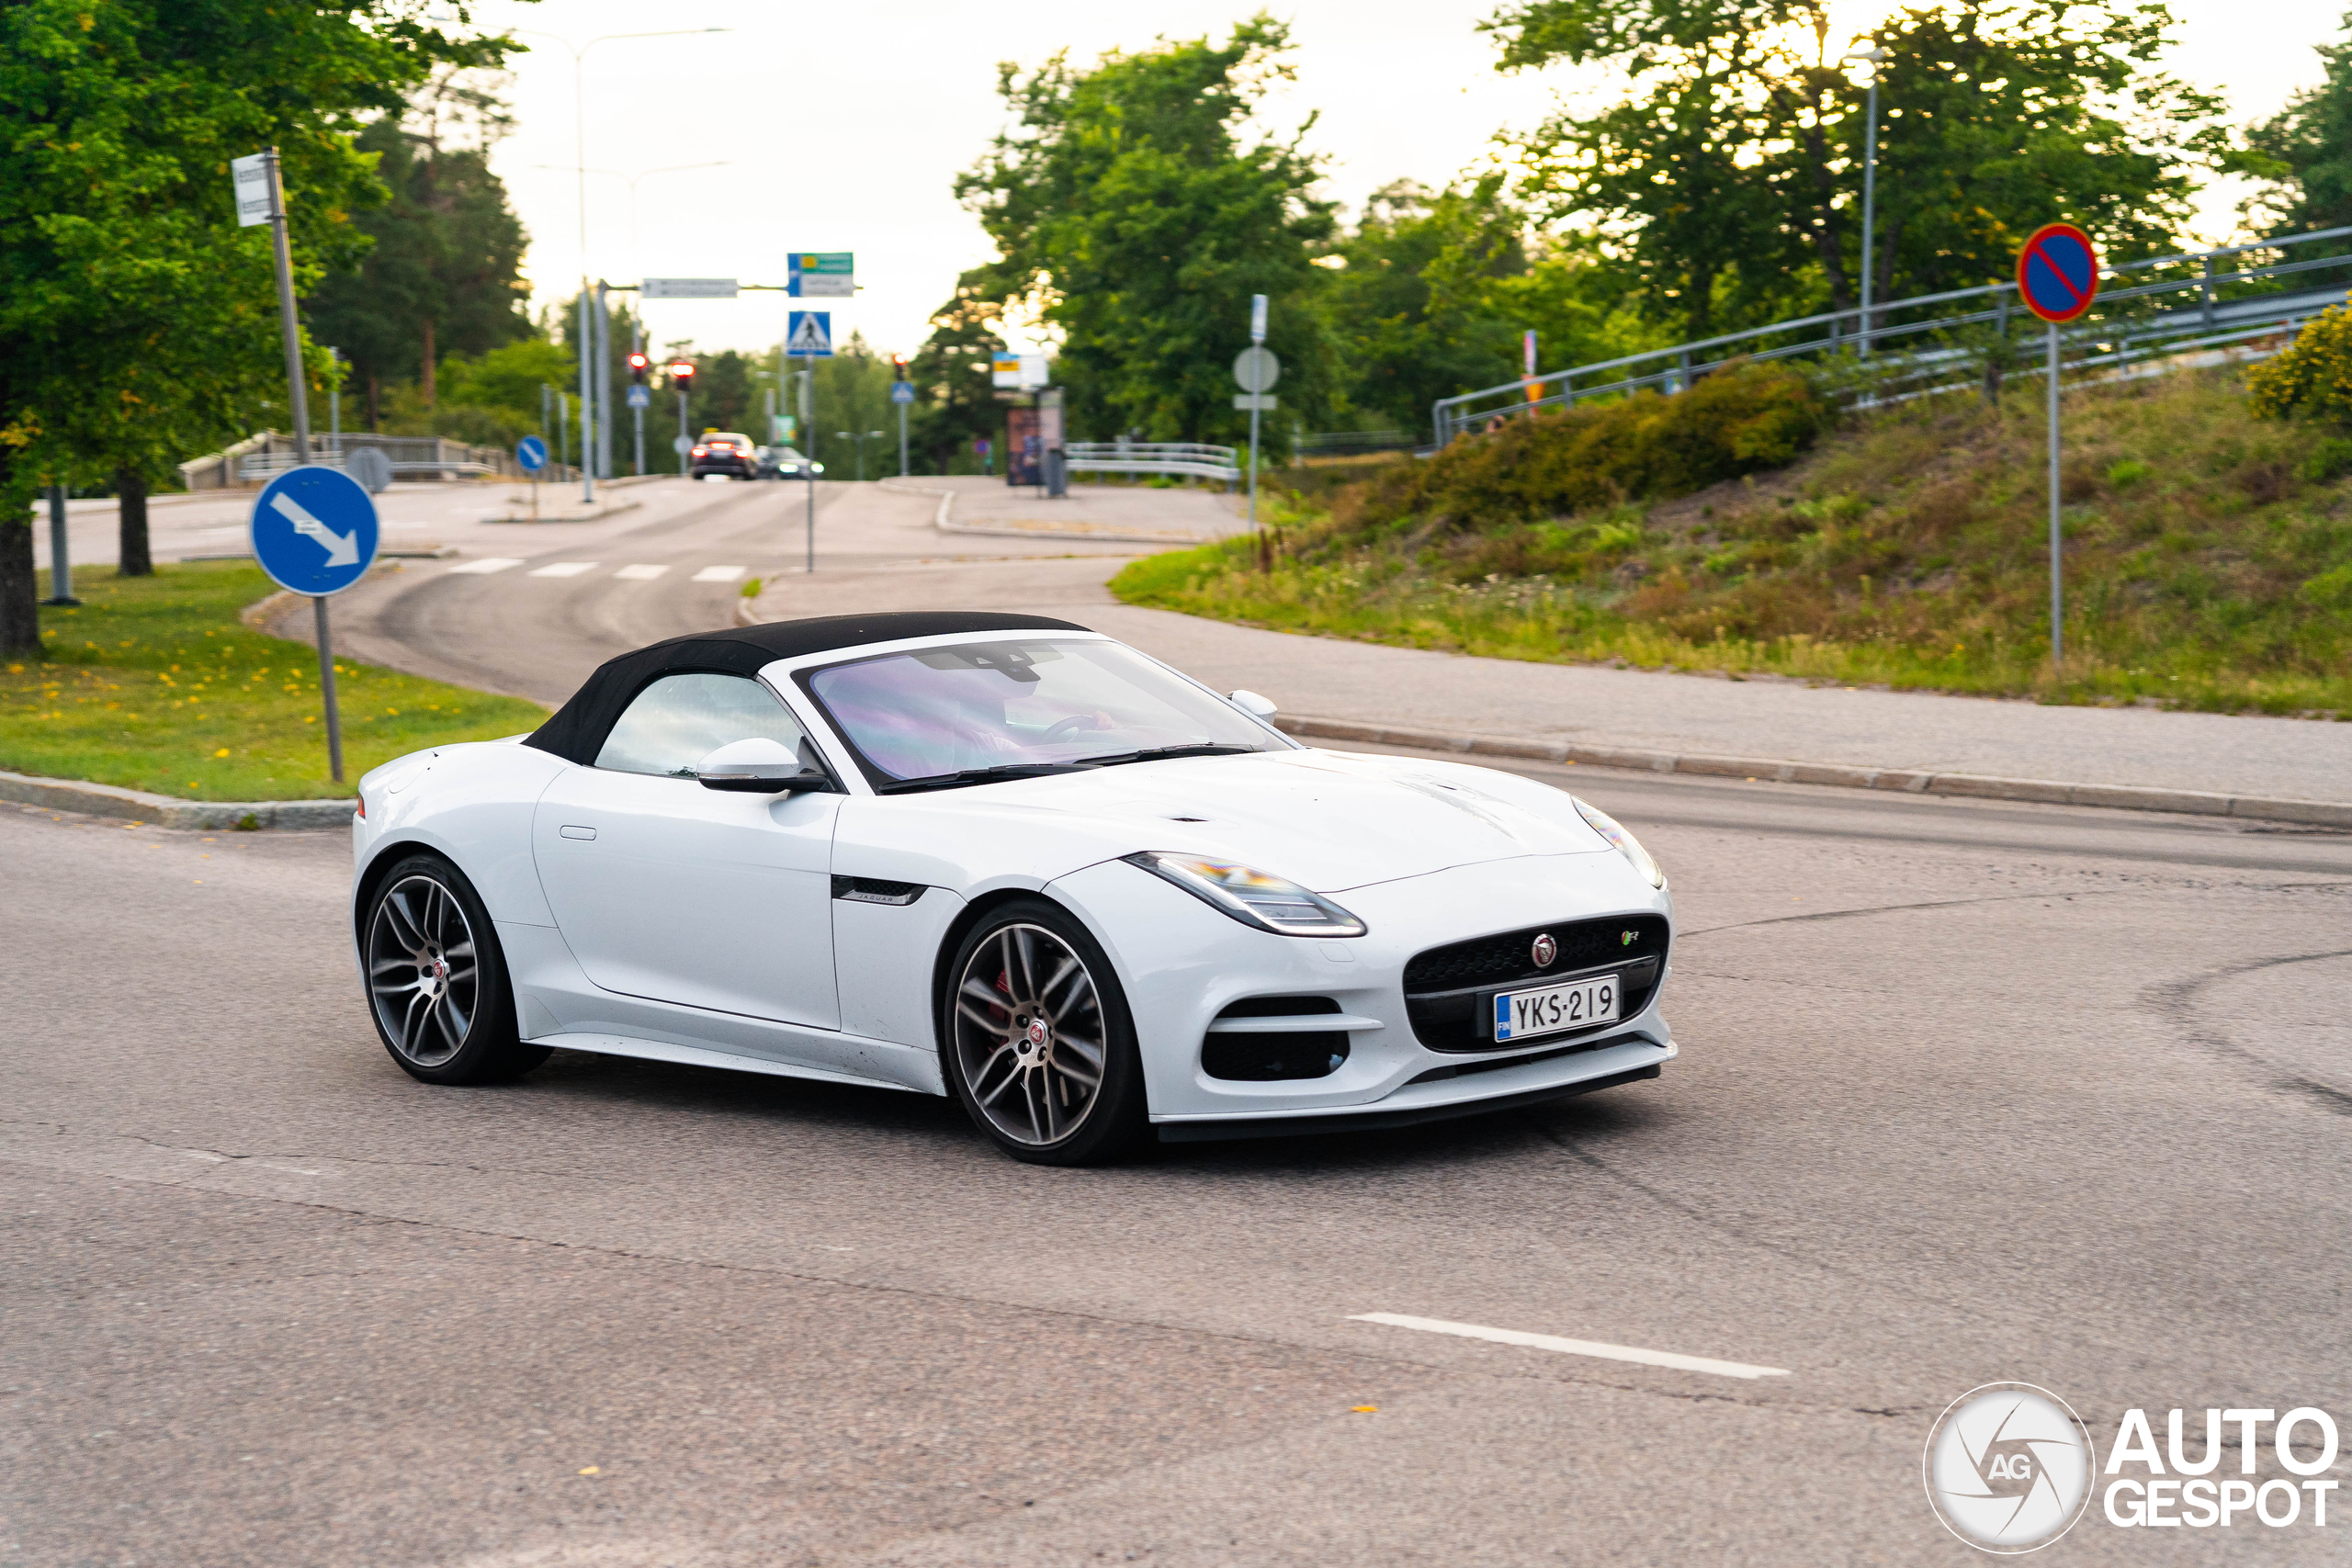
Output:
[[951, 922, 1107, 1146], [368, 874, 481, 1067]]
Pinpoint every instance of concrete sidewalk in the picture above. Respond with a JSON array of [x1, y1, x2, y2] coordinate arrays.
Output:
[[882, 475, 1242, 545]]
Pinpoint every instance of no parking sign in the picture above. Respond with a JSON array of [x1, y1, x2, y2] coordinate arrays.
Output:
[[2017, 223, 2100, 323], [2017, 221, 2102, 671]]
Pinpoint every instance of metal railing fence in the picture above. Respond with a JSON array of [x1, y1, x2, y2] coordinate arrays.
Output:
[[1062, 441, 1240, 484], [179, 432, 551, 489], [1431, 225, 2352, 445]]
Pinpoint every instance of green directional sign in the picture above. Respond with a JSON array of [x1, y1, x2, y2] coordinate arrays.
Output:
[[788, 252, 854, 298]]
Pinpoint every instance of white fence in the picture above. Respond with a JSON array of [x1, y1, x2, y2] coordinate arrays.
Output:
[[1062, 441, 1239, 485], [178, 432, 555, 490]]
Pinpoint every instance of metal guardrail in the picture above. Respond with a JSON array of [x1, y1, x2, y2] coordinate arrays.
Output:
[[236, 451, 503, 481], [1432, 224, 2352, 443], [1062, 441, 1239, 484], [183, 432, 545, 487], [1295, 430, 1415, 457]]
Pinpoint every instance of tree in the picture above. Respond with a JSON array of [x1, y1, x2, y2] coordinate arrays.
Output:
[[308, 74, 533, 428], [907, 286, 1010, 474], [0, 0, 507, 654], [1323, 179, 1530, 431], [2246, 8, 2352, 235], [955, 16, 1337, 445], [1489, 1, 2242, 338]]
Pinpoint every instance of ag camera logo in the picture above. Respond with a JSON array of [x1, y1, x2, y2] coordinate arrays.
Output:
[[1924, 1382, 2097, 1552]]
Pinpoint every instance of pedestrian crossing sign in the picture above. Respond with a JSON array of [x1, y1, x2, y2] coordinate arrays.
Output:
[[786, 311, 833, 357]]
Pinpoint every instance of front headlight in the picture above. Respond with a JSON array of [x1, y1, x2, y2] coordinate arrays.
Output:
[[1124, 852, 1366, 936], [1574, 797, 1667, 890]]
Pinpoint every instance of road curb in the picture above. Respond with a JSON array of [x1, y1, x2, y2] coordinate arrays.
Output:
[[873, 479, 1227, 547], [0, 769, 353, 831], [1274, 715, 2352, 829]]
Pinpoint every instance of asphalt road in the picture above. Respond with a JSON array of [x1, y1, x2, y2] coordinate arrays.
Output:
[[9, 750, 2352, 1565], [13, 478, 2352, 1562]]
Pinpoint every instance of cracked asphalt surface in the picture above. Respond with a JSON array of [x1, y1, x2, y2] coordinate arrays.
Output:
[[8, 750, 2352, 1563]]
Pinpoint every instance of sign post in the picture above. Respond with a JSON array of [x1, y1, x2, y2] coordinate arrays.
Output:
[[2015, 222, 2101, 671], [892, 378, 914, 479], [788, 312, 833, 574], [239, 148, 364, 781], [250, 468, 379, 784], [1233, 296, 1280, 539], [516, 434, 548, 523]]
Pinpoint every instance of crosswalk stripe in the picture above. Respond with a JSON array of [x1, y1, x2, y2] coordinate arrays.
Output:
[[527, 561, 599, 578], [614, 563, 668, 581], [691, 565, 746, 582], [446, 558, 525, 575]]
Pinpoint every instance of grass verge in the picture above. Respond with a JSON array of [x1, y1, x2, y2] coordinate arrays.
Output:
[[1113, 367, 2352, 718], [2, 561, 548, 800]]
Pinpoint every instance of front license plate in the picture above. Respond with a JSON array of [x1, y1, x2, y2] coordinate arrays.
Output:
[[1493, 975, 1619, 1042]]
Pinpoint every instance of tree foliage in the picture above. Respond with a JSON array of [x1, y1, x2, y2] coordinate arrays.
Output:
[[1489, 1, 2243, 337], [954, 16, 1336, 445], [0, 0, 512, 653], [308, 76, 534, 424], [2246, 7, 2352, 235]]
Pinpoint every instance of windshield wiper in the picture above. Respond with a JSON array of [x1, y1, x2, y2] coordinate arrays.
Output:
[[1069, 743, 1261, 769], [874, 761, 1090, 795]]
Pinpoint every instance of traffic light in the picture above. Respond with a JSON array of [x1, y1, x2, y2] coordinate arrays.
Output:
[[669, 360, 695, 394], [891, 353, 908, 378], [628, 352, 650, 385]]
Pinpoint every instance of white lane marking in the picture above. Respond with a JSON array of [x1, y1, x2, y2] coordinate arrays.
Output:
[[446, 557, 524, 575], [527, 561, 599, 578], [613, 563, 668, 581], [691, 564, 746, 582], [1347, 1313, 1791, 1380]]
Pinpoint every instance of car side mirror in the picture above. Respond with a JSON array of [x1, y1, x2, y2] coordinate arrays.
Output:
[[1228, 689, 1279, 719], [695, 737, 833, 795]]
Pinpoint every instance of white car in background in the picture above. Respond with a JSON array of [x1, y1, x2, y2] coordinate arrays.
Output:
[[350, 613, 1676, 1164]]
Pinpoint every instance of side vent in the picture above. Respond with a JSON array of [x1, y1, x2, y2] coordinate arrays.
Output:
[[1202, 995, 1349, 1082], [831, 875, 924, 907]]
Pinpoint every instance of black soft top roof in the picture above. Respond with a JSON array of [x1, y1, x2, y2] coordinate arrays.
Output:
[[523, 611, 1091, 766]]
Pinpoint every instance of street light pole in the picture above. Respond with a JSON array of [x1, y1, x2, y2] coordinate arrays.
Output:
[[508, 27, 729, 508], [1843, 48, 1888, 357]]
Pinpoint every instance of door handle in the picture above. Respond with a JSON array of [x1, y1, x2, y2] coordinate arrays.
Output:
[[559, 824, 597, 840]]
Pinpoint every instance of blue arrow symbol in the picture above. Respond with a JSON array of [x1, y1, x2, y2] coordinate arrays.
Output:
[[270, 490, 360, 568]]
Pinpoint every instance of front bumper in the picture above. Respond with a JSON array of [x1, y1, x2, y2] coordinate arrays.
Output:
[[1049, 851, 1676, 1136]]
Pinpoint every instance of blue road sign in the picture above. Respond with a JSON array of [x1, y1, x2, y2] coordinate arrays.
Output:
[[2017, 222, 2100, 324], [515, 434, 548, 473], [626, 384, 650, 410], [786, 310, 834, 357], [250, 465, 379, 596], [890, 380, 915, 405]]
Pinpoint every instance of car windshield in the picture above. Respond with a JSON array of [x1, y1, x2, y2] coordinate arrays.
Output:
[[707, 434, 750, 447], [803, 638, 1284, 789]]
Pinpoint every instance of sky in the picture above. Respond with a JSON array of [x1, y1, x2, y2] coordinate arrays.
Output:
[[467, 0, 2351, 361]]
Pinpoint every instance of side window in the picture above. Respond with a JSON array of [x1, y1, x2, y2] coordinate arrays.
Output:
[[594, 672, 811, 778]]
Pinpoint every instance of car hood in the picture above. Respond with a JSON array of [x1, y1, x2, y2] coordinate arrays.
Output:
[[863, 747, 1612, 892]]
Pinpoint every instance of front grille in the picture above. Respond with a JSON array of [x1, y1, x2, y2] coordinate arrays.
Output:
[[1405, 913, 1668, 1052], [1202, 995, 1349, 1081]]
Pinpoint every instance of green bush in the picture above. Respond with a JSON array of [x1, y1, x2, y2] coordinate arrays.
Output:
[[1340, 362, 1833, 536], [2246, 302, 2352, 423]]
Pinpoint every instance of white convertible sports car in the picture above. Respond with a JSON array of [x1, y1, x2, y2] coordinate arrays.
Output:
[[351, 612, 1676, 1164]]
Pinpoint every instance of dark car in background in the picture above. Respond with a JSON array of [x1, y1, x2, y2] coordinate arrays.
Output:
[[762, 446, 824, 480], [689, 432, 759, 480]]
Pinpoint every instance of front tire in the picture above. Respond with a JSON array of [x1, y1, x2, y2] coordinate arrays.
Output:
[[941, 899, 1146, 1165], [363, 853, 548, 1086]]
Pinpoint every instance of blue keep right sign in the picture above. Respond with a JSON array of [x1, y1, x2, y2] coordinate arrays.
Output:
[[2017, 222, 2100, 323]]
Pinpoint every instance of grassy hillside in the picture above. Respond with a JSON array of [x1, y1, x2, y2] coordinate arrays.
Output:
[[1115, 366, 2352, 718], [2, 562, 548, 800]]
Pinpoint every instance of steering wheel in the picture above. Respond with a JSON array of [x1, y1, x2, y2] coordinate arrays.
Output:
[[1041, 715, 1099, 741]]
